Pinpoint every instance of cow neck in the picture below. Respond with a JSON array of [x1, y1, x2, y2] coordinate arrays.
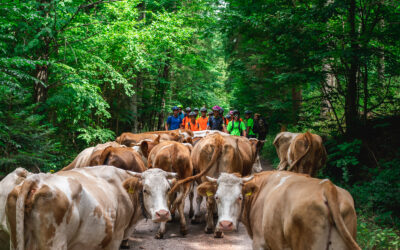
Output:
[[139, 191, 150, 220], [240, 194, 254, 238]]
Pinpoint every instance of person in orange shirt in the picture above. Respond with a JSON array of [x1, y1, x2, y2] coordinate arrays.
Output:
[[181, 107, 191, 129], [197, 107, 209, 131], [184, 112, 200, 131]]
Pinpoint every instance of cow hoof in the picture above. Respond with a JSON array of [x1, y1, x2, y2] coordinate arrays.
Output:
[[155, 233, 164, 239], [120, 239, 130, 249], [214, 231, 224, 238], [180, 228, 188, 236], [205, 227, 214, 234], [213, 213, 218, 219], [189, 210, 194, 218]]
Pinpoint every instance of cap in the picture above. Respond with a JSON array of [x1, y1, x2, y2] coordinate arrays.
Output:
[[189, 111, 196, 117], [172, 106, 179, 111], [208, 111, 213, 115], [177, 105, 183, 109], [194, 108, 199, 111], [244, 110, 252, 114], [200, 107, 207, 112], [225, 114, 231, 119], [255, 113, 261, 116], [185, 107, 191, 112], [233, 110, 239, 115]]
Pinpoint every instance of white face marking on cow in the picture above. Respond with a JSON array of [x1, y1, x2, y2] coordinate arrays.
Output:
[[252, 155, 262, 173], [141, 169, 174, 222], [273, 175, 291, 191], [319, 179, 329, 184], [214, 173, 244, 231], [287, 146, 292, 165]]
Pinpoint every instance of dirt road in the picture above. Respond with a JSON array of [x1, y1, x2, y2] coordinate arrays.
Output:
[[127, 159, 273, 250]]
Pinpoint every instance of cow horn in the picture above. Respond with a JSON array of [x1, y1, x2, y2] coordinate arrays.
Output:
[[126, 171, 142, 178], [167, 172, 178, 179], [206, 176, 217, 183], [242, 176, 254, 182]]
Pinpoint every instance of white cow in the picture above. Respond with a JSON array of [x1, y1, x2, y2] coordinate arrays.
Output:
[[123, 168, 178, 239]]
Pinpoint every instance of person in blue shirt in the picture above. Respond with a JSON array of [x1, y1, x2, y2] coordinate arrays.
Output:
[[165, 106, 182, 130]]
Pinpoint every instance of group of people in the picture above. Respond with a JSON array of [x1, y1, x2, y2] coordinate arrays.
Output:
[[165, 105, 268, 140]]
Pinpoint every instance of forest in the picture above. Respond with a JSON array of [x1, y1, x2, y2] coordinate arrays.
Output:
[[1, 0, 399, 248]]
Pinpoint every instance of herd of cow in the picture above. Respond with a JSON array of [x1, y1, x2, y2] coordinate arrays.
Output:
[[0, 129, 361, 250]]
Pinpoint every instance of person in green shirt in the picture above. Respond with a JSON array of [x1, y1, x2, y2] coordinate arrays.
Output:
[[244, 110, 256, 138], [227, 110, 247, 137]]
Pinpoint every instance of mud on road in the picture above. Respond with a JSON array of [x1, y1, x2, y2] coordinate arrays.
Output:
[[127, 159, 273, 250]]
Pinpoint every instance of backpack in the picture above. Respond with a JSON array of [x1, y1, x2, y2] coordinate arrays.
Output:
[[257, 117, 267, 134], [229, 120, 243, 136]]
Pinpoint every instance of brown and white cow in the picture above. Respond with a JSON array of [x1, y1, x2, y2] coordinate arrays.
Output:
[[273, 132, 300, 171], [6, 166, 145, 250], [146, 141, 194, 237], [130, 136, 161, 165], [122, 168, 178, 239], [170, 133, 252, 237], [117, 129, 193, 147], [60, 141, 124, 171], [198, 171, 360, 250], [89, 146, 147, 173], [0, 168, 31, 250], [286, 131, 327, 177]]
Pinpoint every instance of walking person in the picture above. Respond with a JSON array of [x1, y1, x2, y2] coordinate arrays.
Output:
[[181, 107, 191, 129], [227, 110, 247, 137], [253, 113, 268, 141], [165, 106, 182, 131], [207, 106, 225, 131], [177, 105, 184, 120], [244, 110, 256, 138], [197, 107, 209, 131], [184, 112, 200, 131]]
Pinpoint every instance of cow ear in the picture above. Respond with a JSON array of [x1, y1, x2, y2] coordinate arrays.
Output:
[[140, 141, 149, 158], [123, 177, 142, 196], [154, 135, 161, 144], [242, 182, 258, 197], [197, 182, 217, 197]]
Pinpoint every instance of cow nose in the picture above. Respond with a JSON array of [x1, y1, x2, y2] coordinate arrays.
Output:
[[155, 209, 170, 220], [219, 220, 233, 231]]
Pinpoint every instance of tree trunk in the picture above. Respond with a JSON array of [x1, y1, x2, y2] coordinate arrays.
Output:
[[291, 87, 302, 122], [34, 64, 48, 103], [345, 0, 360, 137]]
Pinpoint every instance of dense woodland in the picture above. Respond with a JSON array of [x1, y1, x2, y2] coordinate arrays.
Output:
[[1, 0, 399, 248]]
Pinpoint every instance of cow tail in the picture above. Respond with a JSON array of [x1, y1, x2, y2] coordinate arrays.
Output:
[[169, 134, 223, 194], [99, 146, 113, 165], [16, 179, 37, 250], [287, 131, 312, 172], [323, 181, 360, 250]]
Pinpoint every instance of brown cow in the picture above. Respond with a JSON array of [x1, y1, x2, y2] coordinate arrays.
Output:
[[198, 171, 360, 250], [170, 133, 251, 237], [147, 141, 193, 238], [287, 131, 327, 176], [92, 146, 147, 172], [116, 129, 193, 147], [273, 132, 300, 171], [60, 141, 124, 171], [6, 166, 144, 250]]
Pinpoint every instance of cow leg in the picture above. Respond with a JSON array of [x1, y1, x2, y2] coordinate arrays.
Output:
[[204, 197, 215, 234], [168, 192, 177, 222], [188, 183, 194, 218], [191, 194, 203, 224], [155, 222, 167, 239], [178, 184, 191, 236]]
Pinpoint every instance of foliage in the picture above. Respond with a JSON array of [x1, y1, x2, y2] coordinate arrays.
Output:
[[357, 215, 400, 249]]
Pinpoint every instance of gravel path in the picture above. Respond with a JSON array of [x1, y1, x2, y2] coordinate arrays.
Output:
[[127, 159, 273, 250]]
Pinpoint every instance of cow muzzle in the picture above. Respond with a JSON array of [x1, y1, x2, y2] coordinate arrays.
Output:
[[218, 220, 234, 232], [154, 209, 171, 222]]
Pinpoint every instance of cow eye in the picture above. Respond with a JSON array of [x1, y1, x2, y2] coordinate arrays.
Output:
[[238, 196, 243, 201], [143, 189, 148, 194], [215, 196, 219, 200]]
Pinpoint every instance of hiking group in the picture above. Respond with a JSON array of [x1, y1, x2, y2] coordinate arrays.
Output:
[[165, 105, 268, 141]]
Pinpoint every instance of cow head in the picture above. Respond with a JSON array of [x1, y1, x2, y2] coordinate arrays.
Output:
[[197, 173, 258, 232], [139, 136, 160, 158], [123, 168, 177, 222]]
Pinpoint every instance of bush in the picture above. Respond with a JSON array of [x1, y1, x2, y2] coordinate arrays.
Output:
[[357, 214, 400, 249]]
